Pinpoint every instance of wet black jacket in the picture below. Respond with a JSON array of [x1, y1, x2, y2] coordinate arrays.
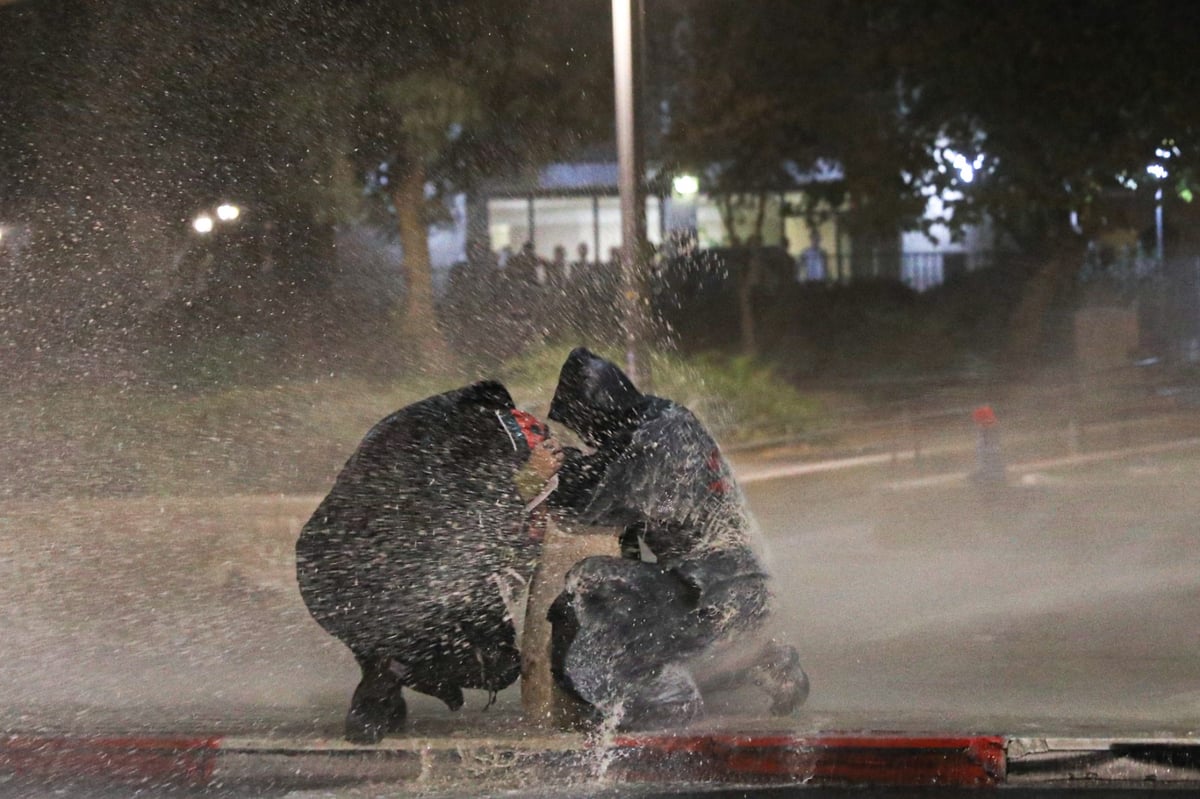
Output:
[[295, 381, 541, 698], [548, 348, 769, 596]]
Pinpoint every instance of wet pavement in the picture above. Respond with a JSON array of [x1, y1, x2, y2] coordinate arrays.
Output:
[[2, 432, 1200, 792]]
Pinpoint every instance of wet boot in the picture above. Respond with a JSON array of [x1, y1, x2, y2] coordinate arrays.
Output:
[[345, 659, 407, 744], [750, 641, 809, 716], [616, 664, 704, 731]]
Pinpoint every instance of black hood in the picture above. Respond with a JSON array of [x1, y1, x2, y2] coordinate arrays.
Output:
[[548, 348, 647, 446]]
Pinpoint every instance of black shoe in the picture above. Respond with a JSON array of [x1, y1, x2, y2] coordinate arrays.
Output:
[[386, 691, 408, 732], [345, 697, 388, 744], [751, 642, 810, 716], [345, 690, 406, 743], [617, 665, 704, 731], [345, 662, 407, 743]]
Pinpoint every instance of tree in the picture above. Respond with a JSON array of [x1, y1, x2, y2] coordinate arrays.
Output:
[[867, 1, 1200, 365], [667, 1, 1200, 367], [276, 0, 612, 373], [663, 0, 937, 355], [0, 0, 611, 377], [664, 0, 801, 356]]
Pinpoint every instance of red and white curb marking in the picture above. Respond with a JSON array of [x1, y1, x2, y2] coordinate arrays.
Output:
[[610, 733, 1006, 787], [0, 735, 222, 786], [5, 732, 1197, 788]]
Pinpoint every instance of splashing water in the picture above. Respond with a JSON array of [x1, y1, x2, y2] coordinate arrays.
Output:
[[587, 700, 627, 783]]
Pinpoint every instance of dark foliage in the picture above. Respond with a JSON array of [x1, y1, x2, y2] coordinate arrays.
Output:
[[657, 250, 1045, 379]]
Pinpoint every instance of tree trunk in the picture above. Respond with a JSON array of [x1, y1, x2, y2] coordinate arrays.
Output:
[[717, 193, 761, 358], [391, 162, 453, 373], [736, 266, 758, 357], [735, 193, 769, 358]]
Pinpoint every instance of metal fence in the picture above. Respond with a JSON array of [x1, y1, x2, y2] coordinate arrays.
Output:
[[826, 249, 995, 292]]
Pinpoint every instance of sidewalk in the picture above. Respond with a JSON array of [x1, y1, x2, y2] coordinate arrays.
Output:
[[727, 402, 1200, 491]]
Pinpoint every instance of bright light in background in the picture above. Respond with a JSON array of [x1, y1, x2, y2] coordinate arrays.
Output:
[[192, 202, 244, 232], [673, 174, 699, 197], [946, 150, 976, 183], [1147, 140, 1180, 182], [936, 146, 985, 185]]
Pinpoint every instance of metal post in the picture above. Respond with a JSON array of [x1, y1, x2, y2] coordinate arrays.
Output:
[[1155, 185, 1164, 267], [527, 194, 536, 252], [592, 195, 600, 266], [612, 0, 649, 385]]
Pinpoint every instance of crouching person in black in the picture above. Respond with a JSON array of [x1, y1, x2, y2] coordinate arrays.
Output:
[[296, 381, 563, 743], [546, 348, 808, 730]]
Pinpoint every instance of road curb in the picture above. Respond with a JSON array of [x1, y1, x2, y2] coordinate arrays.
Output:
[[0, 734, 221, 787], [8, 731, 1198, 790], [607, 733, 1006, 787]]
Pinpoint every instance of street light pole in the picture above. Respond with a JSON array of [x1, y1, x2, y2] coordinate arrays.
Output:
[[612, 0, 650, 386], [1155, 185, 1164, 267]]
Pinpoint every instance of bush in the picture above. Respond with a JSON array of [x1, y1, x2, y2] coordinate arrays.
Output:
[[1, 344, 822, 500], [498, 343, 824, 444]]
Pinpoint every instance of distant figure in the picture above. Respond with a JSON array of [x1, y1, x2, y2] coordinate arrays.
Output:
[[576, 241, 591, 269], [797, 231, 828, 282], [508, 241, 545, 287], [473, 246, 500, 272], [295, 382, 563, 743], [551, 244, 570, 285]]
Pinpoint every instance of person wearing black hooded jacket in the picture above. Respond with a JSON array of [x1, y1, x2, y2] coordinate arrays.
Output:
[[295, 381, 562, 743], [546, 348, 808, 729]]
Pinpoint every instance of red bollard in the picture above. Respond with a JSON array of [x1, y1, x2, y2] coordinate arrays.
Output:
[[972, 405, 1006, 483]]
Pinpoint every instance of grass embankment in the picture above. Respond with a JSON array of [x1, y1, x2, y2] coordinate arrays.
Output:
[[2, 346, 822, 500]]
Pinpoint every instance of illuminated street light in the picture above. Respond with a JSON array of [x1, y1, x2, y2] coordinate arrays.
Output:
[[672, 174, 699, 197], [216, 203, 240, 221], [192, 214, 214, 234]]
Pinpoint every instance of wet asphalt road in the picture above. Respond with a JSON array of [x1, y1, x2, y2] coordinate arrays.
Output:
[[1, 447, 1198, 740], [745, 458, 1200, 735]]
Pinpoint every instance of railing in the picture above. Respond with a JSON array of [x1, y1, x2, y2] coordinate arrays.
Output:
[[820, 249, 995, 291]]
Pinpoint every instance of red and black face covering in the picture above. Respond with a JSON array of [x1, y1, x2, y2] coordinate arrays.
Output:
[[496, 408, 550, 453]]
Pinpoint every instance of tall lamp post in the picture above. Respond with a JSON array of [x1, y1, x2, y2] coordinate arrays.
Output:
[[612, 0, 650, 385], [1148, 143, 1178, 268], [1155, 183, 1164, 267], [1146, 163, 1166, 267]]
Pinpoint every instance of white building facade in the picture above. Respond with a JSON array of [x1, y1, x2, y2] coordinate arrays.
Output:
[[470, 160, 992, 291]]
